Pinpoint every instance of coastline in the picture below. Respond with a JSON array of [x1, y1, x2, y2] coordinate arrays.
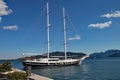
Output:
[[0, 67, 53, 80], [12, 68, 53, 80], [0, 60, 53, 80]]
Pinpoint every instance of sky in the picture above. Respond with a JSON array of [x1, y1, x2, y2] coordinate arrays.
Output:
[[0, 0, 120, 59]]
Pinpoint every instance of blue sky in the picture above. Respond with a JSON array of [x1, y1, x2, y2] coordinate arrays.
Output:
[[0, 0, 120, 59]]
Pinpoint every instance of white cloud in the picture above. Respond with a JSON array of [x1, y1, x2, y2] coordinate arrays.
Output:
[[68, 35, 81, 41], [88, 21, 112, 29], [3, 25, 18, 30], [101, 11, 120, 18], [0, 0, 12, 22]]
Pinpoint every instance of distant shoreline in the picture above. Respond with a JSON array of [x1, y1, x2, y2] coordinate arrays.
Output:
[[0, 59, 18, 61]]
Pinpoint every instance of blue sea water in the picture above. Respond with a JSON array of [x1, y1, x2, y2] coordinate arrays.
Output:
[[0, 58, 120, 80]]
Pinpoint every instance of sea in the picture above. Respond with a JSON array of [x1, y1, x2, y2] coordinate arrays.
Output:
[[0, 58, 120, 80]]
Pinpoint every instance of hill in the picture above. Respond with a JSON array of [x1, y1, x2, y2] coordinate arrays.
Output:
[[35, 51, 86, 59], [90, 49, 120, 58]]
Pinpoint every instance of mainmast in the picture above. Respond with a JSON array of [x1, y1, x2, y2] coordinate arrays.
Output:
[[63, 7, 67, 60], [47, 2, 50, 60]]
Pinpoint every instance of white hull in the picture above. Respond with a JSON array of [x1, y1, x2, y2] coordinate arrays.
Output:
[[23, 59, 80, 67], [22, 56, 88, 67]]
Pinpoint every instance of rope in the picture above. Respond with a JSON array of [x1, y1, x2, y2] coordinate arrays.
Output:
[[21, 4, 46, 42]]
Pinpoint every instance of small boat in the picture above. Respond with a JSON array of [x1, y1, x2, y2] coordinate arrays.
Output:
[[22, 2, 88, 67]]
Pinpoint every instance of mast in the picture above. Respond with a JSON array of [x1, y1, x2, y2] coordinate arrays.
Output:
[[47, 2, 50, 60], [63, 7, 67, 60]]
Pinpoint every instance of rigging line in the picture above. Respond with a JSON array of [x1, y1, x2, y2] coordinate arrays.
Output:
[[15, 3, 46, 58], [66, 10, 79, 35], [21, 4, 46, 42]]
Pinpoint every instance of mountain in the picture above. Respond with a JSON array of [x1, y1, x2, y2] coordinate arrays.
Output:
[[35, 51, 86, 59], [90, 49, 120, 58]]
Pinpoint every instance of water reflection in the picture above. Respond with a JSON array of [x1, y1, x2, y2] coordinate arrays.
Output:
[[32, 65, 80, 79]]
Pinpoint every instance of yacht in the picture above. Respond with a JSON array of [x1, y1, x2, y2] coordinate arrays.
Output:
[[22, 2, 88, 67]]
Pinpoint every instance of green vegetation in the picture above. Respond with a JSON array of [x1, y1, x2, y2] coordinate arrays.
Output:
[[0, 61, 12, 72], [8, 72, 27, 80], [0, 62, 28, 80]]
